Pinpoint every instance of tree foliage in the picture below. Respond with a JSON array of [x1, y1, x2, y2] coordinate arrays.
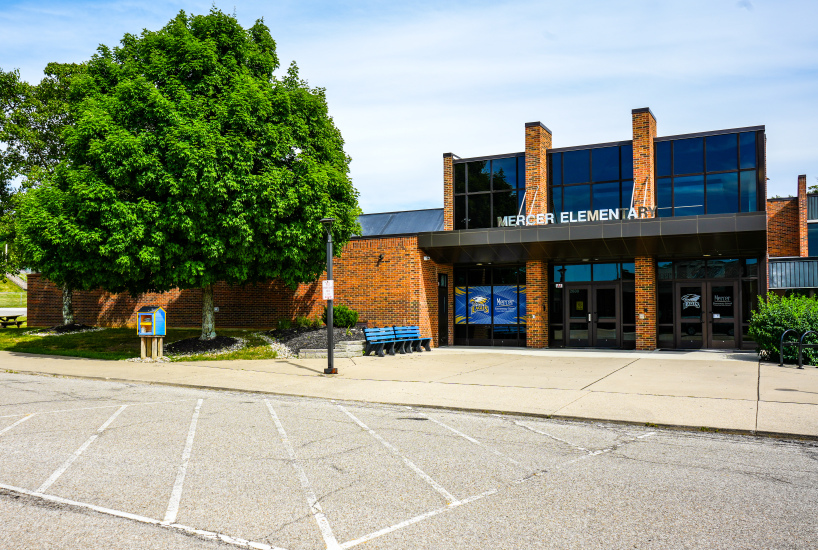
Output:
[[39, 9, 360, 338]]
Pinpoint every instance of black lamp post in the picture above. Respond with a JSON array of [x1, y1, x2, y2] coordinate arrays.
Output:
[[320, 217, 337, 375]]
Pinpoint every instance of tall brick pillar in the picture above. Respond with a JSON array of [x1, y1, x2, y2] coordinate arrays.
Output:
[[524, 122, 551, 217], [526, 260, 548, 348], [443, 153, 454, 231], [631, 108, 657, 212], [635, 256, 657, 350], [798, 174, 808, 257]]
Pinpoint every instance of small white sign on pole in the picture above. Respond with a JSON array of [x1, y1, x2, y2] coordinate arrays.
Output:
[[322, 280, 334, 300]]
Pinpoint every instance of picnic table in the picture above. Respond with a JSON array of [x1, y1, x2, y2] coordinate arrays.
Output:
[[0, 315, 24, 328]]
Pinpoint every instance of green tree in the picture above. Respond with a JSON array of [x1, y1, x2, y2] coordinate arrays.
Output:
[[49, 9, 360, 339], [1, 63, 82, 316]]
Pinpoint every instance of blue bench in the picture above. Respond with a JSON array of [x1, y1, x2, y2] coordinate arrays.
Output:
[[394, 326, 432, 352], [363, 327, 401, 357]]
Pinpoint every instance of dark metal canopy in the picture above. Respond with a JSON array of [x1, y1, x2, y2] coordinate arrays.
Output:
[[417, 212, 767, 264], [358, 208, 444, 237]]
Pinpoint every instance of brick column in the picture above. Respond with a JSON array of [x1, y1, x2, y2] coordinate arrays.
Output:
[[798, 174, 808, 257], [631, 108, 657, 212], [525, 260, 548, 348], [443, 153, 454, 231], [635, 256, 656, 350], [524, 122, 552, 217]]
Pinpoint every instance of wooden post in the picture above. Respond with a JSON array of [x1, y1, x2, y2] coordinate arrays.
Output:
[[151, 337, 158, 359], [140, 338, 146, 360]]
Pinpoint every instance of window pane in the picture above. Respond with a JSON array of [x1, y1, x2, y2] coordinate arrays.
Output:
[[740, 170, 758, 212], [620, 180, 634, 209], [549, 153, 561, 186], [743, 258, 758, 278], [468, 161, 490, 192], [551, 186, 563, 217], [658, 282, 673, 324], [592, 181, 619, 212], [563, 184, 591, 213], [492, 157, 516, 191], [622, 282, 635, 324], [673, 137, 704, 175], [676, 259, 705, 279], [493, 267, 517, 285], [592, 147, 619, 182], [468, 194, 491, 228], [454, 163, 466, 194], [593, 263, 619, 281], [454, 267, 468, 286], [657, 261, 674, 280], [706, 172, 739, 214], [739, 132, 757, 169], [517, 265, 526, 285], [468, 267, 488, 286], [657, 177, 672, 217], [742, 279, 759, 325], [561, 264, 591, 282], [493, 191, 518, 224], [707, 258, 740, 278], [621, 144, 633, 180], [810, 224, 818, 256], [455, 195, 467, 230], [517, 157, 526, 188], [563, 149, 590, 184], [656, 141, 671, 177], [550, 283, 563, 319], [621, 263, 635, 280], [673, 174, 705, 216], [705, 133, 738, 172]]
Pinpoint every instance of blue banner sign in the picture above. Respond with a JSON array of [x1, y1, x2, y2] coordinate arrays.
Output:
[[467, 286, 492, 324], [492, 285, 518, 324], [455, 285, 526, 325]]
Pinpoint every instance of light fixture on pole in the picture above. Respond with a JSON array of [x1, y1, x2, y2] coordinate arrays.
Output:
[[320, 217, 337, 375]]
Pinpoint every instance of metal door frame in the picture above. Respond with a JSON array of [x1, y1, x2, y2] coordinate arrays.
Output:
[[562, 283, 621, 348]]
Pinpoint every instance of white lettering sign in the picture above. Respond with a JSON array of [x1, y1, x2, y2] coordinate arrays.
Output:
[[681, 293, 701, 309], [497, 207, 656, 227], [322, 280, 334, 300]]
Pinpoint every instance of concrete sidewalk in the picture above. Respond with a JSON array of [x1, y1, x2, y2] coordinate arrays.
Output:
[[2, 347, 817, 438]]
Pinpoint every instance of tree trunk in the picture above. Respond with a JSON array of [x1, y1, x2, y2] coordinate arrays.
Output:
[[62, 285, 74, 326], [201, 284, 216, 340]]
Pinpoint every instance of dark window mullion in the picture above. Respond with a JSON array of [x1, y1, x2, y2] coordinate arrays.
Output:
[[703, 137, 708, 214]]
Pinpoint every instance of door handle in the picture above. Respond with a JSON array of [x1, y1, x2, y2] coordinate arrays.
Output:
[[588, 313, 592, 322]]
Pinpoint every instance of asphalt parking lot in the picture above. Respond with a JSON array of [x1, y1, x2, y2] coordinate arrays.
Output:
[[1, 372, 817, 549]]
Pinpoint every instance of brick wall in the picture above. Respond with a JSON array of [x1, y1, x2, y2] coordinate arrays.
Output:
[[443, 153, 454, 231], [28, 236, 448, 346], [767, 197, 800, 257], [635, 256, 656, 350], [525, 260, 548, 348], [631, 108, 657, 211], [798, 174, 808, 256], [524, 122, 552, 216]]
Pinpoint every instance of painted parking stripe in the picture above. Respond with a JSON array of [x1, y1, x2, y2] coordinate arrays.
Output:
[[512, 420, 593, 453], [407, 407, 524, 468], [266, 399, 341, 550], [37, 405, 128, 493], [0, 483, 286, 550], [0, 413, 34, 436], [163, 398, 203, 525], [337, 404, 458, 504]]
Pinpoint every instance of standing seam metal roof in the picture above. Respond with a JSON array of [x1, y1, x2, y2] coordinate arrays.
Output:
[[357, 208, 444, 237]]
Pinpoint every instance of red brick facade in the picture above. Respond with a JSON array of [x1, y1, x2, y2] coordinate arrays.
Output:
[[525, 260, 548, 347], [28, 236, 453, 346], [767, 198, 800, 257], [524, 122, 551, 217], [798, 174, 808, 257], [443, 153, 454, 231], [631, 108, 657, 212], [634, 256, 657, 350]]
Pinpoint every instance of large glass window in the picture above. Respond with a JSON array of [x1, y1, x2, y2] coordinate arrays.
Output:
[[549, 143, 634, 215], [453, 155, 526, 229], [810, 223, 818, 257], [454, 265, 527, 346], [655, 130, 762, 217]]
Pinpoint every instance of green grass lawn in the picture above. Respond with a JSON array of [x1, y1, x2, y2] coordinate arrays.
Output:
[[0, 327, 280, 362], [0, 276, 27, 307]]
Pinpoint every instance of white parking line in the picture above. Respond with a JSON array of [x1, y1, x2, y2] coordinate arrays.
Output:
[[163, 398, 203, 525], [0, 483, 287, 550], [0, 413, 34, 435], [337, 404, 458, 504], [37, 405, 128, 493], [266, 400, 341, 550], [0, 398, 200, 419], [512, 420, 593, 453], [407, 407, 524, 468]]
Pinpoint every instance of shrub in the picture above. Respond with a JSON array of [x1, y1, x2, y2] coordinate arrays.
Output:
[[748, 292, 818, 365], [294, 315, 312, 329], [277, 319, 292, 331], [322, 304, 359, 328]]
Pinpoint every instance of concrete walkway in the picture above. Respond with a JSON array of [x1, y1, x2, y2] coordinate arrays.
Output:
[[1, 347, 817, 439]]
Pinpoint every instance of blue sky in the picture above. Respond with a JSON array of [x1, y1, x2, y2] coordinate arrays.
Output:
[[2, 0, 817, 212]]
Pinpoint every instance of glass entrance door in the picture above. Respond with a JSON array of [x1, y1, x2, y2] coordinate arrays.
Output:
[[677, 284, 705, 349], [594, 286, 619, 348], [675, 282, 738, 349], [708, 282, 737, 349], [567, 287, 590, 347]]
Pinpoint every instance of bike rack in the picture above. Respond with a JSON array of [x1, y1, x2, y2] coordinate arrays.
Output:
[[797, 330, 818, 369], [780, 328, 800, 366]]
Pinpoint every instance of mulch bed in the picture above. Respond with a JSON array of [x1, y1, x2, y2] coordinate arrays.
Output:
[[165, 336, 240, 355], [266, 327, 364, 354], [46, 323, 96, 334]]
